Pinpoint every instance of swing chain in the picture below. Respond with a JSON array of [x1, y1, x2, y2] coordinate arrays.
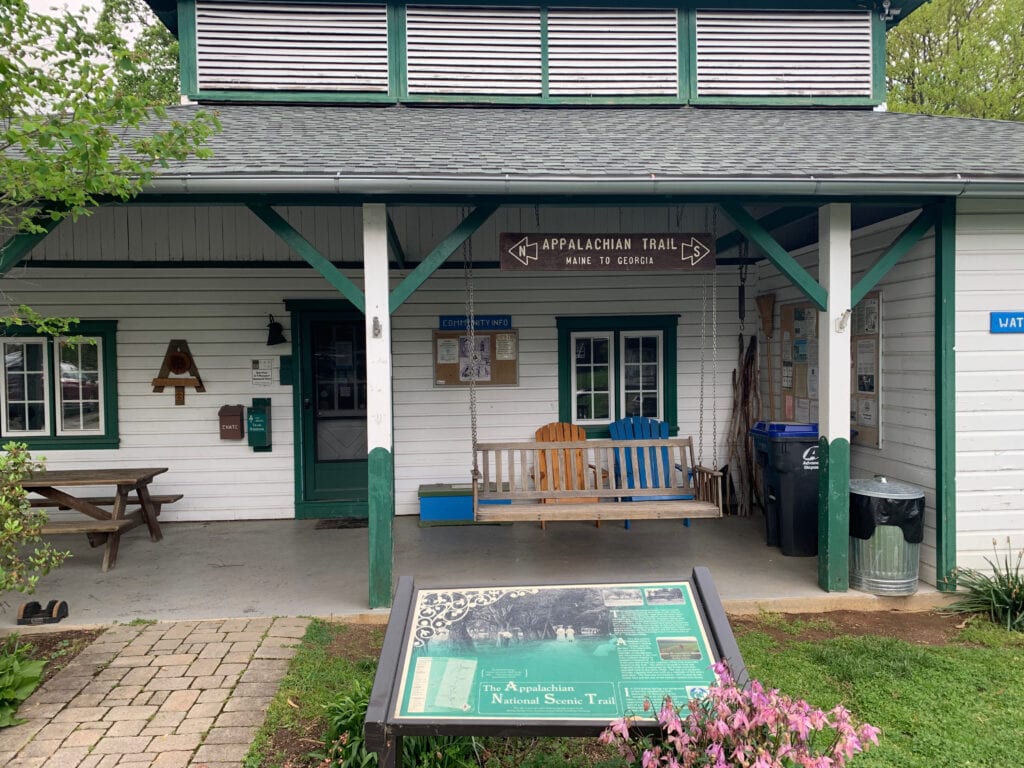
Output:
[[712, 263, 719, 469], [464, 207, 480, 479], [698, 271, 707, 467], [738, 247, 749, 333]]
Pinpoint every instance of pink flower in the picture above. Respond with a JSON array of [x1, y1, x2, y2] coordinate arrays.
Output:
[[601, 664, 878, 768], [858, 723, 881, 746], [607, 717, 631, 741]]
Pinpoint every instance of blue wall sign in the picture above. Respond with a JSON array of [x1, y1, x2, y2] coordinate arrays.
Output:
[[439, 315, 512, 331], [990, 312, 1024, 334]]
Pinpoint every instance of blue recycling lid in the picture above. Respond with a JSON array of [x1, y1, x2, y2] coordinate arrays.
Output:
[[749, 421, 819, 438]]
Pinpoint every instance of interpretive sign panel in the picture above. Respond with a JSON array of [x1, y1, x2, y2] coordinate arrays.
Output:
[[499, 233, 716, 272], [365, 569, 745, 768], [394, 581, 718, 721]]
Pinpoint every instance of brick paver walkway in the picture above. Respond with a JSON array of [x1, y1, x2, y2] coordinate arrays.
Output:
[[0, 617, 310, 768]]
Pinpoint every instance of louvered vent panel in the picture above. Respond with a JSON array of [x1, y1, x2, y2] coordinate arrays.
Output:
[[195, 2, 389, 92], [695, 11, 873, 97], [548, 9, 678, 96], [406, 6, 541, 95]]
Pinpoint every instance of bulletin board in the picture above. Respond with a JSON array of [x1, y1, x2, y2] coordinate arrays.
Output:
[[778, 290, 881, 449], [850, 292, 881, 448], [779, 302, 820, 426], [432, 330, 519, 387]]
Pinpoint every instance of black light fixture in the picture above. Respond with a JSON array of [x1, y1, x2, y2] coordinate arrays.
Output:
[[266, 314, 287, 346]]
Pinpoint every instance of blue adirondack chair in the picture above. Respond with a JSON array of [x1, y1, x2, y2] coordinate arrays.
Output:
[[608, 416, 694, 529]]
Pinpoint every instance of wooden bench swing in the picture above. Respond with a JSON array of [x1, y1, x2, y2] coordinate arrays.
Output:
[[472, 423, 722, 523], [460, 243, 724, 526]]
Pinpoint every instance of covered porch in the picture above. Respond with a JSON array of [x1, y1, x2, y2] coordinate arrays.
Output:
[[1, 105, 976, 611], [2, 515, 948, 629]]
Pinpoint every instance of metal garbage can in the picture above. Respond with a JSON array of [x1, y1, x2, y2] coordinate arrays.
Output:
[[849, 476, 925, 595], [749, 422, 819, 557]]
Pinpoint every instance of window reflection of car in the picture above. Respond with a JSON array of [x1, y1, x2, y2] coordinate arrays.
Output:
[[60, 363, 99, 400]]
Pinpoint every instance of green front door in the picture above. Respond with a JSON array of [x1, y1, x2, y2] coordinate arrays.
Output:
[[294, 308, 368, 518]]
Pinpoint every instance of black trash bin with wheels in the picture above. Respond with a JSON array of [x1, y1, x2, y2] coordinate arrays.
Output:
[[849, 476, 925, 595], [750, 422, 820, 556]]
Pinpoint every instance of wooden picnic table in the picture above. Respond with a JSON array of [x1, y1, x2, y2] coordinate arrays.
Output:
[[23, 467, 173, 572]]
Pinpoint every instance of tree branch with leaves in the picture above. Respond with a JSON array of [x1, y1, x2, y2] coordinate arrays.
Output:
[[1, 0, 220, 244]]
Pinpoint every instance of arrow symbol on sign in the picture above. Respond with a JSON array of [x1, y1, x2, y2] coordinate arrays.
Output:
[[680, 237, 711, 266], [508, 236, 539, 266]]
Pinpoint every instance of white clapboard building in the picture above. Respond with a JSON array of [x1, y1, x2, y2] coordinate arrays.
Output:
[[2, 1, 1023, 607]]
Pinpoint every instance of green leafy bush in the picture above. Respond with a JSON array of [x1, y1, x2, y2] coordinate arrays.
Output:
[[0, 636, 46, 728], [315, 680, 478, 768], [0, 442, 69, 595], [947, 538, 1024, 631]]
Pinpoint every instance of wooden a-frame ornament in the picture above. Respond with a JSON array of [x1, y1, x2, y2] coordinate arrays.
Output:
[[152, 340, 205, 405]]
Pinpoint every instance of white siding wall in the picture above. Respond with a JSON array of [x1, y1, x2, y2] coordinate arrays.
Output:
[[758, 212, 939, 584], [12, 205, 747, 520], [955, 199, 1024, 569]]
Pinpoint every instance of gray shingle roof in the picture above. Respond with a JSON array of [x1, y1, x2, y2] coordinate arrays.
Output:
[[142, 105, 1024, 198]]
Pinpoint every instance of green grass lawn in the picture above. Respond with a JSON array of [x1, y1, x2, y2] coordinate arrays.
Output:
[[245, 616, 1024, 768], [737, 620, 1024, 768]]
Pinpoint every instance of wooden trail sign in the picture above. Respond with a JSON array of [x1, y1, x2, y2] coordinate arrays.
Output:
[[500, 233, 716, 272]]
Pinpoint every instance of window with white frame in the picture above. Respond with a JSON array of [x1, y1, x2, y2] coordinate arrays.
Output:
[[0, 321, 119, 448], [571, 332, 613, 424], [621, 331, 663, 420], [558, 316, 678, 436]]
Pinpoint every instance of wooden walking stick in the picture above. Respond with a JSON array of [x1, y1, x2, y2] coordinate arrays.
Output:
[[756, 294, 777, 421]]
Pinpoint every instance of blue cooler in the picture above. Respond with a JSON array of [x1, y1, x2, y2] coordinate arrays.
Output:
[[749, 422, 819, 557]]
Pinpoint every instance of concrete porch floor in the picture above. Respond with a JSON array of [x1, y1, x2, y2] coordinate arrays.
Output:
[[5, 515, 949, 629]]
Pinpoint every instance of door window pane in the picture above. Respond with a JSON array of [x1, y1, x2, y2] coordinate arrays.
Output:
[[312, 320, 367, 462]]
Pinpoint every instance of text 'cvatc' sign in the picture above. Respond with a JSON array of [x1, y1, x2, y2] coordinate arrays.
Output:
[[499, 233, 716, 272]]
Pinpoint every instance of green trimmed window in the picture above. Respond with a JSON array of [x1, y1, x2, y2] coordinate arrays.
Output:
[[557, 315, 678, 437], [0, 321, 119, 449]]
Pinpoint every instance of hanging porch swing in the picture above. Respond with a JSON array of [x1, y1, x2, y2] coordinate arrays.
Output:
[[462, 211, 725, 524]]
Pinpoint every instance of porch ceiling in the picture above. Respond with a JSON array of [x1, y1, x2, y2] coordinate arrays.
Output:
[[139, 105, 1024, 199]]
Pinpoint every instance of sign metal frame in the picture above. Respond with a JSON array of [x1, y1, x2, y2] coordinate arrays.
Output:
[[366, 569, 745, 768]]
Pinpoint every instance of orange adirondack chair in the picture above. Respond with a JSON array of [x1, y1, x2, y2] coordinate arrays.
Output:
[[534, 422, 602, 529]]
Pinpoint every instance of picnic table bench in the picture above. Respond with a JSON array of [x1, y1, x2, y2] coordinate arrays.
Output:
[[23, 468, 180, 571]]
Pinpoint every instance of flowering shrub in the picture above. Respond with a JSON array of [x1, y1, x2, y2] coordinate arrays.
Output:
[[600, 663, 879, 768]]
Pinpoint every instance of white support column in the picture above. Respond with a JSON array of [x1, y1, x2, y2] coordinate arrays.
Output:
[[819, 204, 852, 442], [817, 203, 852, 591], [364, 203, 393, 453], [363, 203, 394, 608]]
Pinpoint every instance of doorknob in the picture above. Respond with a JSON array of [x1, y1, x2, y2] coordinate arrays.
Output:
[[303, 398, 312, 410]]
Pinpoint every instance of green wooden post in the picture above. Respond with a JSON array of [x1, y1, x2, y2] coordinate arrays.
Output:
[[934, 199, 957, 591], [817, 436, 851, 591], [368, 447, 395, 608]]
